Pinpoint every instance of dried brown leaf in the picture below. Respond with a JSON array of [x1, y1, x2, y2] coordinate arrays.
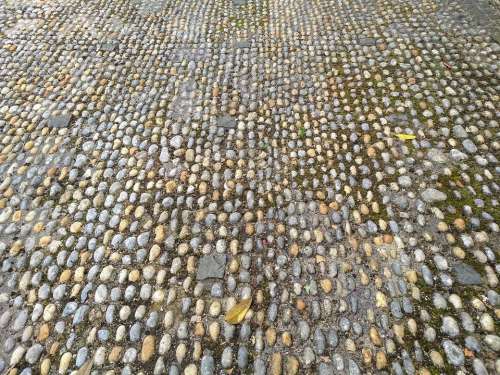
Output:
[[75, 358, 93, 375]]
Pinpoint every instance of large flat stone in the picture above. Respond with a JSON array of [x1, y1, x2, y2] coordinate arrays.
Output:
[[235, 40, 251, 49], [358, 37, 377, 46], [386, 113, 409, 125], [196, 254, 226, 280], [48, 113, 71, 128], [452, 262, 482, 285], [100, 39, 118, 51], [217, 114, 236, 129]]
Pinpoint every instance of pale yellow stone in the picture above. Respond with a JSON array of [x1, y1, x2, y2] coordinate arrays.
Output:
[[39, 236, 52, 247], [184, 364, 197, 375], [376, 351, 387, 369], [59, 269, 71, 283], [393, 323, 405, 343], [405, 270, 418, 283], [58, 352, 72, 374], [70, 222, 82, 233], [282, 331, 292, 347], [370, 326, 382, 346], [375, 291, 387, 308], [38, 323, 50, 341], [165, 180, 177, 193], [269, 352, 282, 375], [141, 335, 155, 362], [40, 359, 51, 375], [74, 267, 85, 282], [284, 355, 299, 375], [129, 269, 140, 282], [108, 346, 122, 363], [320, 279, 333, 293], [209, 321, 220, 341], [154, 225, 165, 242], [430, 350, 444, 367], [176, 343, 187, 363], [266, 327, 276, 346]]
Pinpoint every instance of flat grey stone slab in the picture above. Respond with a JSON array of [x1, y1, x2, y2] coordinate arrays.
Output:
[[174, 48, 212, 62], [100, 40, 118, 51], [135, 0, 167, 14], [217, 114, 236, 129], [386, 113, 409, 125], [196, 254, 226, 280], [48, 114, 71, 128], [235, 40, 251, 49], [358, 37, 377, 46], [453, 262, 482, 285], [387, 22, 411, 36]]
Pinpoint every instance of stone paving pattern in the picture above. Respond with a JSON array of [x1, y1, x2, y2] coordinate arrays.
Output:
[[0, 0, 499, 374]]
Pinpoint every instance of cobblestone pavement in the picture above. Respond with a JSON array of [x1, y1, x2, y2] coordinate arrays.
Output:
[[0, 0, 499, 374]]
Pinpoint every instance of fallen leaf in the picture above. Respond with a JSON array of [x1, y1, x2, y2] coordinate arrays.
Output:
[[75, 355, 94, 375], [395, 133, 416, 140], [225, 298, 252, 324], [76, 354, 95, 375]]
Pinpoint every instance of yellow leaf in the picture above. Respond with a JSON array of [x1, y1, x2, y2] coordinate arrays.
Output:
[[395, 133, 416, 140], [77, 359, 94, 375], [225, 298, 252, 324], [75, 356, 94, 375]]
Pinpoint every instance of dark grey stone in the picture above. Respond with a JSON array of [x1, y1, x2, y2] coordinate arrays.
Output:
[[387, 22, 410, 36], [453, 262, 481, 285], [235, 40, 251, 49], [100, 40, 118, 51], [48, 113, 71, 128], [358, 37, 377, 46], [386, 113, 408, 124], [196, 254, 227, 280], [217, 114, 236, 129]]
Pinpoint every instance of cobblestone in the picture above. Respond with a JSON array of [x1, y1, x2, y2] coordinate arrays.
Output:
[[0, 0, 499, 373]]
